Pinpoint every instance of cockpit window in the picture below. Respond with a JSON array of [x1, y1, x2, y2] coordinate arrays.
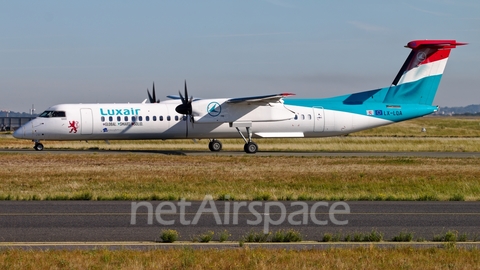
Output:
[[52, 111, 66, 117], [39, 111, 66, 118], [39, 111, 52, 117]]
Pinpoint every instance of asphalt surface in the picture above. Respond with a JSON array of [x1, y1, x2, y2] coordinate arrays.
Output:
[[0, 201, 479, 243]]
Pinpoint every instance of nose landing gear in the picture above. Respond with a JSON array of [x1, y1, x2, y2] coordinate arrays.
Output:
[[33, 141, 44, 151]]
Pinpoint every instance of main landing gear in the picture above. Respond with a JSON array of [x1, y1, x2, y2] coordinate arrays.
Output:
[[236, 126, 258, 154], [33, 140, 44, 151], [207, 127, 258, 154]]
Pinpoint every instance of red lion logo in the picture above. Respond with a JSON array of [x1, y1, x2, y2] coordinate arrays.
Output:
[[68, 121, 79, 133]]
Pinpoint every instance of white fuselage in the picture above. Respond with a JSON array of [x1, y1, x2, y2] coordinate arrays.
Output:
[[13, 101, 392, 142]]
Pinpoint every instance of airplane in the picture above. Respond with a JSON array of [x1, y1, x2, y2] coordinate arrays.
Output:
[[13, 40, 466, 153]]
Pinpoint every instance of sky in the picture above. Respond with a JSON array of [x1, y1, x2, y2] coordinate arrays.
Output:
[[1, 0, 479, 113]]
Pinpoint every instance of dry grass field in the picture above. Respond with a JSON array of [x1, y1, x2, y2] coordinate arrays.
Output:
[[1, 117, 480, 201], [0, 153, 479, 201], [0, 247, 479, 269]]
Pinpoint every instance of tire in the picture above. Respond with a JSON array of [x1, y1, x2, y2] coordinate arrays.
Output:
[[34, 143, 44, 151], [244, 142, 258, 154], [209, 140, 222, 152]]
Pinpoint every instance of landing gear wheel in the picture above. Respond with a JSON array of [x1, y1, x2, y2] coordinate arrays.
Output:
[[244, 142, 258, 154], [208, 140, 222, 152], [34, 143, 44, 151]]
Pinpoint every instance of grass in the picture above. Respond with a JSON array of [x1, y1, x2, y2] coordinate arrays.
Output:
[[241, 229, 302, 243], [4, 136, 480, 152], [0, 153, 479, 201], [218, 230, 231, 242], [433, 230, 459, 242], [159, 229, 179, 243], [0, 247, 479, 269], [192, 231, 215, 243], [243, 230, 270, 243], [342, 229, 383, 242], [322, 229, 479, 243], [392, 231, 414, 242], [270, 229, 303, 242]]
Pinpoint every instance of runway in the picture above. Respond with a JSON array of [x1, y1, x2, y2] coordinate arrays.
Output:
[[0, 201, 479, 244], [1, 149, 479, 248], [2, 148, 480, 158]]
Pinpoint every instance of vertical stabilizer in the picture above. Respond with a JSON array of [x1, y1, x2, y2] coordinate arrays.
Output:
[[383, 40, 466, 105]]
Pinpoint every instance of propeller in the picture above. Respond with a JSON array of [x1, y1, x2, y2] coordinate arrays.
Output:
[[147, 82, 160, 103], [175, 80, 194, 123], [175, 81, 195, 137]]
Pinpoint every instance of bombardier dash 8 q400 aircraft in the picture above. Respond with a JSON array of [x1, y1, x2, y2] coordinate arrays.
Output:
[[14, 40, 466, 153]]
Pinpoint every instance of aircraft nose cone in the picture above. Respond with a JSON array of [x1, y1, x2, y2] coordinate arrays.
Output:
[[13, 126, 24, 138]]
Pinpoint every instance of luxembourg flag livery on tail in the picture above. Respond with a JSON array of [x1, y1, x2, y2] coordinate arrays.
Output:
[[14, 40, 466, 153]]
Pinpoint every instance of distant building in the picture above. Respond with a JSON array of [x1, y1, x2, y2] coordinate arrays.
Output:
[[0, 117, 36, 131], [433, 104, 480, 115]]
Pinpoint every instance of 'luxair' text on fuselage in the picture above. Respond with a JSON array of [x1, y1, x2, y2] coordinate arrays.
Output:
[[100, 108, 141, 116]]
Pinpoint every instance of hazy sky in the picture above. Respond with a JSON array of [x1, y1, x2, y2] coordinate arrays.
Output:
[[1, 0, 478, 113]]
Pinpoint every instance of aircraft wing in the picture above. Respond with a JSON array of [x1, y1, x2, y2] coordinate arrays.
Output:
[[226, 93, 295, 104], [166, 95, 202, 101]]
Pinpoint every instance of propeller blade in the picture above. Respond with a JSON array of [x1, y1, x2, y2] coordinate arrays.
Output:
[[184, 80, 188, 103], [178, 90, 185, 104], [147, 89, 154, 103], [185, 115, 188, 138], [152, 82, 158, 103], [147, 82, 159, 103]]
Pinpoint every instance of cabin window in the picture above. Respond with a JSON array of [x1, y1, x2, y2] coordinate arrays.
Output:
[[160, 116, 163, 121], [132, 116, 136, 122], [146, 116, 150, 121], [294, 115, 298, 120], [124, 116, 129, 121], [167, 116, 171, 121], [139, 116, 143, 121], [182, 116, 187, 121], [153, 116, 157, 121], [307, 114, 312, 120], [301, 114, 305, 120], [101, 116, 105, 122], [175, 115, 179, 121], [117, 116, 121, 121], [109, 116, 113, 121]]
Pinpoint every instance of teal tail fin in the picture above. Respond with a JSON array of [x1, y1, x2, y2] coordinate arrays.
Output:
[[383, 40, 466, 105]]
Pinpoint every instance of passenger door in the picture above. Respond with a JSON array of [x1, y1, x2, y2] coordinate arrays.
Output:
[[80, 108, 93, 135]]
